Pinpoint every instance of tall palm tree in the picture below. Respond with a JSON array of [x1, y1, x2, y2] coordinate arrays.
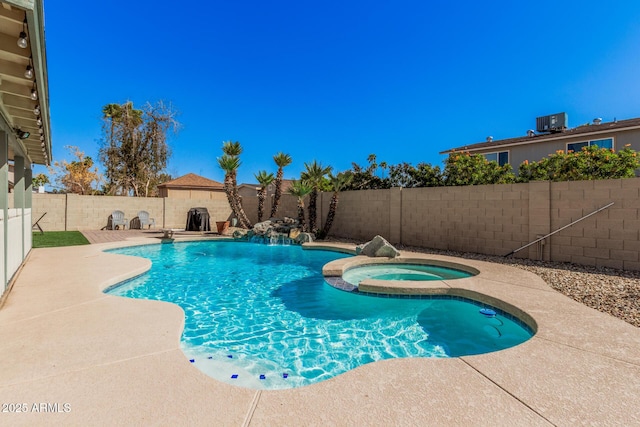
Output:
[[222, 140, 242, 157], [218, 154, 250, 228], [317, 172, 353, 239], [270, 152, 292, 218], [218, 140, 252, 228], [301, 160, 332, 233], [288, 179, 312, 232], [255, 170, 274, 222]]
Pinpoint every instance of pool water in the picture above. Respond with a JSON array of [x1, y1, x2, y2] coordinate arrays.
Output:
[[343, 263, 473, 285], [106, 241, 533, 390]]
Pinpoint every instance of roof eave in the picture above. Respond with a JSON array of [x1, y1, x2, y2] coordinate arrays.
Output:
[[441, 124, 640, 154]]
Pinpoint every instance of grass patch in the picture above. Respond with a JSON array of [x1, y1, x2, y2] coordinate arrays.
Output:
[[32, 231, 90, 248]]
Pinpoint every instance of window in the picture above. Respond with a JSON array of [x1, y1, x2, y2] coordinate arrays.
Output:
[[567, 138, 613, 153], [484, 151, 509, 166]]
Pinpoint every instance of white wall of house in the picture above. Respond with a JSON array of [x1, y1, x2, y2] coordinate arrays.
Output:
[[1, 131, 33, 298]]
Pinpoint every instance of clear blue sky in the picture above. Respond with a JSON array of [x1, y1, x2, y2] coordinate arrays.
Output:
[[38, 0, 640, 185]]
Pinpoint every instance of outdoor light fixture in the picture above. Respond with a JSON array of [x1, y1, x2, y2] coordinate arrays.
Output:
[[33, 105, 40, 116], [40, 135, 44, 142], [38, 127, 44, 135], [25, 56, 35, 79], [36, 117, 42, 126], [15, 128, 30, 139], [30, 82, 38, 100], [17, 16, 28, 48]]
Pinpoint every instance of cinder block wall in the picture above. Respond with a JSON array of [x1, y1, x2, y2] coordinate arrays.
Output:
[[30, 178, 640, 270], [322, 178, 640, 270], [326, 189, 392, 241], [163, 199, 233, 229], [400, 184, 531, 256], [549, 179, 640, 270], [32, 194, 232, 231]]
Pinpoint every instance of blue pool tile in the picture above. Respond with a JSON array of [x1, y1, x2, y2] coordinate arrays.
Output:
[[282, 373, 288, 379], [231, 374, 238, 379], [227, 355, 233, 358], [259, 374, 266, 380], [189, 359, 195, 363], [207, 356, 213, 359]]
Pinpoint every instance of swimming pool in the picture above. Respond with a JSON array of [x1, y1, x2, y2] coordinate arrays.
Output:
[[106, 241, 533, 390]]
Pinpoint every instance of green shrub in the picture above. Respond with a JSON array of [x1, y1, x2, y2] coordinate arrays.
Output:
[[443, 152, 516, 186], [518, 144, 640, 182]]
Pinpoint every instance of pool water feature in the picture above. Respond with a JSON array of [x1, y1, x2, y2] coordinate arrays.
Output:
[[106, 241, 533, 390], [343, 263, 474, 285]]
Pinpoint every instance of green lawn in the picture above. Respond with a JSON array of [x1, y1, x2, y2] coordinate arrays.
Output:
[[32, 231, 90, 248]]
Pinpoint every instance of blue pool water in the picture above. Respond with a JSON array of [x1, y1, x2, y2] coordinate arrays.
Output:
[[106, 241, 533, 389]]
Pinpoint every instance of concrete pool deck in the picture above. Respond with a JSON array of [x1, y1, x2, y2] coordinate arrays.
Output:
[[1, 235, 639, 426]]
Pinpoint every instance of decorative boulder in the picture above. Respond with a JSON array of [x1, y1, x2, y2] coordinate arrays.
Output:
[[253, 220, 272, 235], [356, 235, 400, 258], [295, 232, 315, 244], [289, 228, 301, 240], [232, 229, 248, 240]]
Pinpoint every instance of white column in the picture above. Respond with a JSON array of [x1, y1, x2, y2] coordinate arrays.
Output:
[[14, 156, 25, 261], [0, 131, 8, 292], [25, 163, 32, 209]]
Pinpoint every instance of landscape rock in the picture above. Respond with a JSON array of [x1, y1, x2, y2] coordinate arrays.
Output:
[[232, 229, 248, 240], [253, 221, 272, 235], [295, 232, 315, 244], [289, 228, 301, 240], [356, 235, 400, 258]]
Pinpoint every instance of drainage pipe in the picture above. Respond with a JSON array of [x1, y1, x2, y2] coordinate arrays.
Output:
[[504, 202, 615, 257]]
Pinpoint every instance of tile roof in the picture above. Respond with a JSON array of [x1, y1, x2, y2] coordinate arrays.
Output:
[[157, 173, 224, 190], [441, 117, 640, 154]]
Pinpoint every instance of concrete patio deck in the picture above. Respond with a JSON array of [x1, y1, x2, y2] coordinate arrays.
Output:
[[1, 235, 639, 426]]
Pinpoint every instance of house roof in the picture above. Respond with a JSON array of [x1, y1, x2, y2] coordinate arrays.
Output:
[[441, 117, 640, 154], [157, 173, 224, 190]]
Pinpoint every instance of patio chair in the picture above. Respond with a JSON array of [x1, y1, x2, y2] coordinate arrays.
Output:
[[110, 210, 128, 230], [137, 211, 156, 229]]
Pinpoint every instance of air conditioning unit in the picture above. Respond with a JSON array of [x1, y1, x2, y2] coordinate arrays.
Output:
[[536, 112, 568, 133]]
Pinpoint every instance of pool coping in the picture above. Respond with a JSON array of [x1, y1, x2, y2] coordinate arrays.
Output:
[[1, 236, 639, 425]]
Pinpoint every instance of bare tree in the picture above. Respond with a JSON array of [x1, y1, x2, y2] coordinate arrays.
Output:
[[99, 101, 179, 196]]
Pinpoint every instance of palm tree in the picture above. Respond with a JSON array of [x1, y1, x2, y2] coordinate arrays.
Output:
[[301, 160, 332, 233], [270, 152, 292, 218], [317, 172, 353, 239], [222, 140, 242, 157], [255, 170, 274, 222], [218, 154, 249, 228], [218, 141, 252, 228], [288, 180, 312, 232]]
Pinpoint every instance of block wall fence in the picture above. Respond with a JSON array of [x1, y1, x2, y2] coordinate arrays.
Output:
[[29, 177, 640, 270], [30, 194, 233, 231]]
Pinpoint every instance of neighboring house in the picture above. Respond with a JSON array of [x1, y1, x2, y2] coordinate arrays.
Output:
[[157, 173, 226, 199], [441, 114, 640, 174]]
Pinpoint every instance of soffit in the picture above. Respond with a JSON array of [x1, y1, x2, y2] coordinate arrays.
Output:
[[0, 0, 51, 165]]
